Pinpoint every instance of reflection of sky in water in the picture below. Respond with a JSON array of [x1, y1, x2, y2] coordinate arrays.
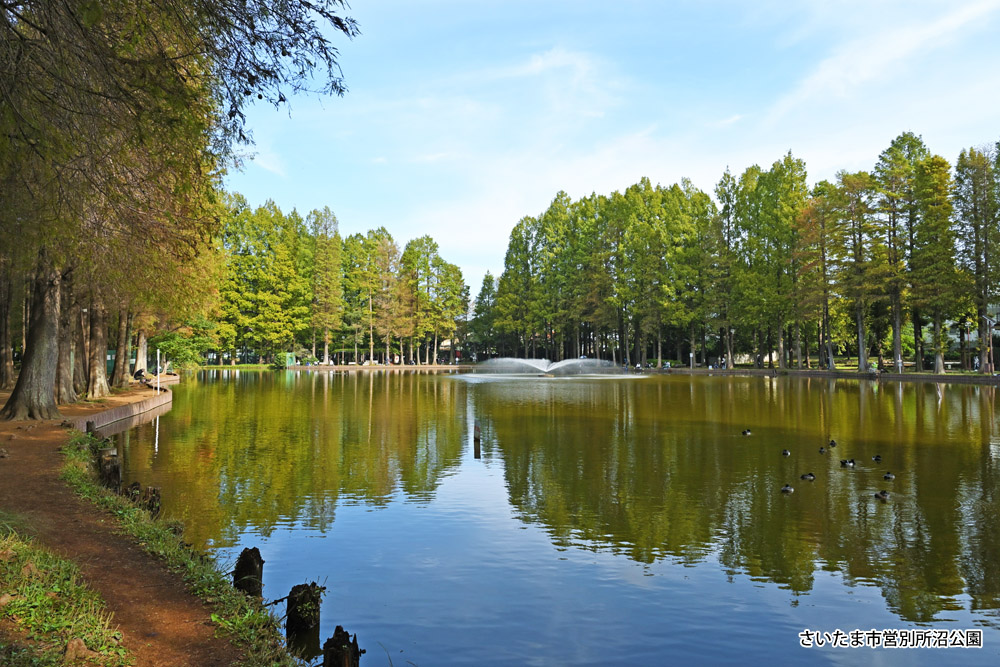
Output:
[[215, 436, 1000, 665], [224, 445, 998, 666], [121, 372, 1000, 665]]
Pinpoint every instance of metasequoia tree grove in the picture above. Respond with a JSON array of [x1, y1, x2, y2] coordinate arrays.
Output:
[[0, 1, 358, 419]]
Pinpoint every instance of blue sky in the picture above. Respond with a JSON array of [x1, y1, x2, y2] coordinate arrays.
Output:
[[224, 0, 1000, 297]]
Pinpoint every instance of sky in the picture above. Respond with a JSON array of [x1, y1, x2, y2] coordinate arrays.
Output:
[[224, 0, 1000, 297]]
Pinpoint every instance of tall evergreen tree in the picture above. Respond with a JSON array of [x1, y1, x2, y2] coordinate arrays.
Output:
[[911, 155, 963, 373], [471, 273, 498, 359], [954, 146, 999, 372], [309, 207, 344, 364], [831, 171, 879, 371]]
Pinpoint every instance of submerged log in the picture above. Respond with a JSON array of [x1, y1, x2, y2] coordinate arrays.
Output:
[[233, 547, 265, 597], [322, 626, 364, 667]]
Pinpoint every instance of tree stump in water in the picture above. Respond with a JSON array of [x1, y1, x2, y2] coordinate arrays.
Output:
[[97, 448, 120, 492], [233, 547, 265, 597], [141, 487, 161, 518], [286, 582, 325, 634], [124, 481, 142, 502], [322, 626, 364, 667]]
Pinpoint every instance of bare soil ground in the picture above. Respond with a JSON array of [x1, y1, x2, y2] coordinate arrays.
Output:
[[0, 387, 237, 666]]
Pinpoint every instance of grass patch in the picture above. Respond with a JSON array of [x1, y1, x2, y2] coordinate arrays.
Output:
[[0, 511, 34, 538], [60, 433, 298, 667], [0, 524, 128, 666]]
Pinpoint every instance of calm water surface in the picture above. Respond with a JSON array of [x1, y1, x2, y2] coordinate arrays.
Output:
[[116, 370, 1000, 665]]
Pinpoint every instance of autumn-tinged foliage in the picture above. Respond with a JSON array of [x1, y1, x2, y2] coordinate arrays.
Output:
[[0, 1, 357, 417]]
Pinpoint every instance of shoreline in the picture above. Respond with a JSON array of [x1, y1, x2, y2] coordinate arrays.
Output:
[[0, 383, 238, 666], [649, 366, 1000, 385], [281, 362, 1000, 386]]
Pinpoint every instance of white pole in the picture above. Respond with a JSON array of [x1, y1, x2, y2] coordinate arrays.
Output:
[[156, 348, 160, 392]]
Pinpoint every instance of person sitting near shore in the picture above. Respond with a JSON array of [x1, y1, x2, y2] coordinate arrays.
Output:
[[133, 368, 150, 386]]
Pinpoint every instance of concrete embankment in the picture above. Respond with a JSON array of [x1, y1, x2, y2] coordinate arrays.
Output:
[[65, 384, 173, 433]]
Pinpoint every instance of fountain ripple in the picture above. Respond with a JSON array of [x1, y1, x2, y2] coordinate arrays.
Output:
[[474, 357, 625, 376]]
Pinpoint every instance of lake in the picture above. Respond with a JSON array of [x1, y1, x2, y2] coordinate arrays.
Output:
[[114, 369, 1000, 665]]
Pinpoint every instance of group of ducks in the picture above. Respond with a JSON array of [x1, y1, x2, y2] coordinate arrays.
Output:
[[745, 435, 897, 501]]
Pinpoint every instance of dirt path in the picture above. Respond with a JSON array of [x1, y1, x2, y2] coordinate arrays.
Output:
[[0, 387, 237, 666]]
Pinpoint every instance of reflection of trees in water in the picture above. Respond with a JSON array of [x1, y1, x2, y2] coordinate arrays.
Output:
[[481, 376, 1000, 623], [120, 370, 466, 549]]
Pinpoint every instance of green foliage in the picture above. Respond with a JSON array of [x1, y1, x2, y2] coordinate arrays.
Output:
[[218, 196, 311, 360], [149, 317, 218, 368], [310, 207, 344, 361]]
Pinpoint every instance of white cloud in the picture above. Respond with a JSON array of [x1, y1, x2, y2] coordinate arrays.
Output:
[[710, 114, 744, 128], [767, 0, 1000, 124], [249, 146, 287, 178]]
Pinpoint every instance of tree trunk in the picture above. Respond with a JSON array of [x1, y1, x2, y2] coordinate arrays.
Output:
[[855, 302, 867, 372], [323, 327, 330, 365], [367, 292, 375, 362], [766, 328, 774, 368], [633, 324, 642, 368], [111, 307, 130, 387], [122, 312, 132, 379], [87, 295, 111, 399], [959, 324, 967, 370], [794, 321, 802, 369], [73, 308, 89, 395], [978, 313, 990, 373], [689, 323, 696, 369], [0, 263, 15, 390], [725, 325, 733, 370], [777, 324, 786, 369], [1, 260, 62, 420], [804, 326, 811, 369], [822, 303, 836, 370], [134, 329, 148, 374], [700, 326, 707, 367], [933, 315, 945, 374], [56, 269, 77, 404], [892, 294, 903, 373], [22, 278, 30, 354], [913, 308, 924, 372]]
